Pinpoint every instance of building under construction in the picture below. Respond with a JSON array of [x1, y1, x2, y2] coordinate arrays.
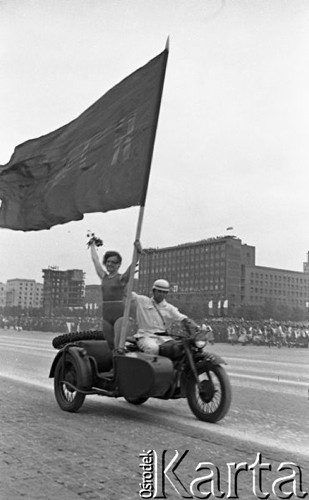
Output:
[[42, 267, 85, 316]]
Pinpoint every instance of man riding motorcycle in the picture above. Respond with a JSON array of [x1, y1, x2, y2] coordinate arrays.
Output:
[[131, 278, 199, 359]]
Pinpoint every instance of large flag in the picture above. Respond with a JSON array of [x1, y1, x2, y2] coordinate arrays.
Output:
[[0, 48, 168, 231]]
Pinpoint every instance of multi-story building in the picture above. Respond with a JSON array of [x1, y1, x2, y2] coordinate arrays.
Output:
[[138, 236, 254, 313], [0, 282, 6, 308], [138, 236, 309, 316], [242, 266, 309, 311], [42, 267, 85, 315], [5, 279, 43, 309]]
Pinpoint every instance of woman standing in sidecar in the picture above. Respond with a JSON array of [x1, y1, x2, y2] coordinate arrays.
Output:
[[88, 235, 138, 350]]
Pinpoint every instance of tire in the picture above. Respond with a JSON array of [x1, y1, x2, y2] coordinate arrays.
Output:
[[54, 354, 86, 412], [186, 362, 231, 423], [125, 396, 149, 405], [52, 330, 106, 350]]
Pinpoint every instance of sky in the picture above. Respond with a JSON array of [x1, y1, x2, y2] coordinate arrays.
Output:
[[1, 0, 309, 286]]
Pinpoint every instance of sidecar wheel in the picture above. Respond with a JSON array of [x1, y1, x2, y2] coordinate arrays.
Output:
[[54, 355, 86, 412], [186, 363, 231, 423], [125, 396, 149, 405]]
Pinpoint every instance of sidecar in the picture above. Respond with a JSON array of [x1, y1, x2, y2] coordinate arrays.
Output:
[[49, 335, 174, 412]]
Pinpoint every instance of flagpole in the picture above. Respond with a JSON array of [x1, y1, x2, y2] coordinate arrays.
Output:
[[116, 40, 169, 351]]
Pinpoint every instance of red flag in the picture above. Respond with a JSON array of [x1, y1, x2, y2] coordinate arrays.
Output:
[[0, 49, 168, 231]]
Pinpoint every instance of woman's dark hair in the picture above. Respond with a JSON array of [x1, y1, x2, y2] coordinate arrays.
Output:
[[103, 251, 122, 266]]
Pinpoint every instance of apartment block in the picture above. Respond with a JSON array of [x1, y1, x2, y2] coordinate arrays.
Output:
[[6, 279, 43, 309]]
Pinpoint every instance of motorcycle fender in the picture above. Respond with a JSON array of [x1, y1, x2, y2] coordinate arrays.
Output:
[[180, 356, 225, 393], [49, 346, 93, 389], [196, 351, 227, 366], [49, 351, 63, 378]]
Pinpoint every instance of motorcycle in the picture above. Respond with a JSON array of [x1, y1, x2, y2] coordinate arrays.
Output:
[[49, 318, 232, 423]]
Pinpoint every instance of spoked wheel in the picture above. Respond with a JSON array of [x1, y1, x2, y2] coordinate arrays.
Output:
[[54, 354, 86, 412], [186, 362, 231, 423], [125, 396, 149, 405]]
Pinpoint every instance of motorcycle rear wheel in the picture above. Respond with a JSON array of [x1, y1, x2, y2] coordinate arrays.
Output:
[[54, 354, 86, 412], [186, 362, 231, 423]]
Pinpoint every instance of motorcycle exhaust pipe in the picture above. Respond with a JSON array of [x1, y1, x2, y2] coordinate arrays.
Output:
[[59, 379, 117, 397]]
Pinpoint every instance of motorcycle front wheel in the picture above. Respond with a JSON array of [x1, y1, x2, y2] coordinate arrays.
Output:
[[54, 354, 86, 412], [186, 362, 231, 423]]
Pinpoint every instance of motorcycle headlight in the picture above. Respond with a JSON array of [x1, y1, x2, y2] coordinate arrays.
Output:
[[194, 330, 208, 348]]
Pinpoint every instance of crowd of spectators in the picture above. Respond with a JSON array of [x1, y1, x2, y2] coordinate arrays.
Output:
[[201, 317, 309, 348], [0, 315, 100, 333], [1, 314, 308, 348]]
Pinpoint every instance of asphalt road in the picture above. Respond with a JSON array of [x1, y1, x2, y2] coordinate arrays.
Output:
[[0, 329, 308, 499]]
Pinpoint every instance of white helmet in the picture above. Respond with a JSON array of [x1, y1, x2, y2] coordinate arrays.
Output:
[[152, 279, 170, 292]]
